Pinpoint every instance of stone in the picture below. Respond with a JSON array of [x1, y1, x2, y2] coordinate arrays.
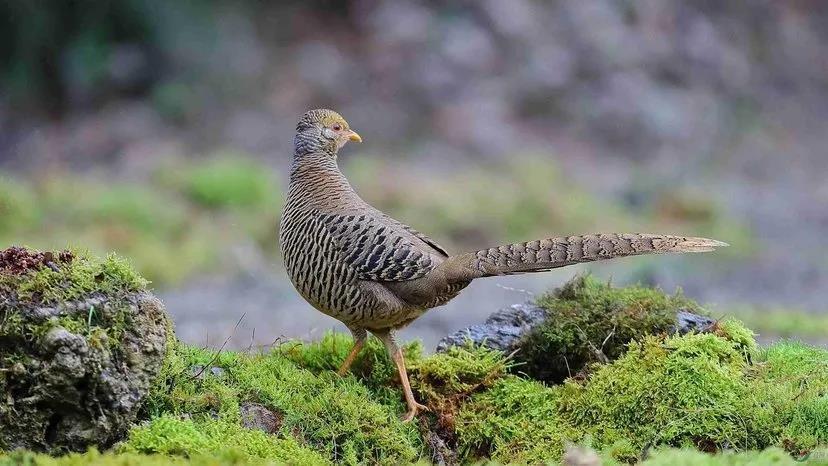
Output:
[[239, 402, 282, 434], [0, 248, 169, 453]]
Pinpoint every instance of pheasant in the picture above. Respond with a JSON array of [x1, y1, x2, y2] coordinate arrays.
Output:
[[279, 109, 727, 421]]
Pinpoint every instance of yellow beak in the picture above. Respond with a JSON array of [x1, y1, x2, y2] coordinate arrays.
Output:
[[348, 130, 363, 143]]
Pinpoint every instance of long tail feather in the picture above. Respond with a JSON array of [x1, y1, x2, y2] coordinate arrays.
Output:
[[436, 233, 727, 282]]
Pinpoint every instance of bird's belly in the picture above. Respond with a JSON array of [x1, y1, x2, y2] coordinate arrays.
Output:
[[284, 262, 370, 322]]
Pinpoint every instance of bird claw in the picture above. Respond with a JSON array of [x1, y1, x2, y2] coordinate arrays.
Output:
[[401, 402, 429, 422]]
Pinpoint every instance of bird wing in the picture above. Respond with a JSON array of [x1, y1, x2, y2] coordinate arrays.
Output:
[[377, 213, 450, 258], [318, 211, 440, 281]]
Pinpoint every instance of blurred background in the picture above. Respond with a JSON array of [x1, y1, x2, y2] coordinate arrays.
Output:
[[1, 1, 826, 349]]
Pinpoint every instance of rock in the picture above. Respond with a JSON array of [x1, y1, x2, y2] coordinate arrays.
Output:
[[563, 444, 602, 466], [0, 247, 169, 453], [437, 304, 714, 355], [674, 310, 717, 334], [239, 402, 283, 434], [424, 430, 458, 466], [436, 303, 547, 354], [437, 276, 716, 383]]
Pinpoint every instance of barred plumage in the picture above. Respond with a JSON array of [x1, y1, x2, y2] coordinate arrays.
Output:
[[279, 109, 727, 421]]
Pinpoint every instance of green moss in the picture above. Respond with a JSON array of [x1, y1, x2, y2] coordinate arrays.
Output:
[[178, 155, 280, 210], [782, 396, 828, 454], [714, 318, 758, 358], [1, 250, 146, 305], [454, 323, 825, 465], [521, 275, 704, 382], [138, 340, 421, 465], [282, 332, 422, 386], [0, 448, 298, 465], [639, 447, 810, 466], [557, 328, 777, 461], [279, 331, 424, 410], [455, 376, 576, 463], [0, 249, 148, 351], [757, 342, 828, 455], [142, 340, 507, 464], [760, 341, 828, 383], [410, 344, 508, 412], [122, 415, 327, 465]]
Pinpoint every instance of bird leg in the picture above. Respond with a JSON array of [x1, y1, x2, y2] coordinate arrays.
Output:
[[376, 329, 428, 422], [337, 328, 367, 376]]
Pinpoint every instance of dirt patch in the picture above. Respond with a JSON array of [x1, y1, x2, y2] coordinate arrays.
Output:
[[0, 246, 74, 274]]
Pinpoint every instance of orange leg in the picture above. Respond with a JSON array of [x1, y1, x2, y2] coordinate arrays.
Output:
[[337, 328, 366, 376], [376, 329, 428, 422], [337, 338, 365, 376]]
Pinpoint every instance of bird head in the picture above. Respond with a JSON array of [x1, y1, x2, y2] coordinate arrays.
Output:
[[294, 109, 362, 157]]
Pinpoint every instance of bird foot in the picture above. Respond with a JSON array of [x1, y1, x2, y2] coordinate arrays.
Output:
[[401, 402, 429, 422]]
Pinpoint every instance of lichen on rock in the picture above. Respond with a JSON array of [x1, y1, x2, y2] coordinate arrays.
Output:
[[0, 246, 169, 453]]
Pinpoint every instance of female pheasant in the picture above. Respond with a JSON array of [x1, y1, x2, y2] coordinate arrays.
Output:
[[279, 109, 727, 421]]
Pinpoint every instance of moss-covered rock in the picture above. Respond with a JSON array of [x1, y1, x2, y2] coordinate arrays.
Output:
[[0, 247, 169, 453], [439, 275, 716, 384], [520, 275, 710, 383]]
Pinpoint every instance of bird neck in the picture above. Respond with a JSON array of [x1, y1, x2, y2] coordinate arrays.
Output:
[[289, 152, 360, 207]]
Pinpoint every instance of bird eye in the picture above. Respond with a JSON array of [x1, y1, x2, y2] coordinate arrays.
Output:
[[332, 124, 342, 131]]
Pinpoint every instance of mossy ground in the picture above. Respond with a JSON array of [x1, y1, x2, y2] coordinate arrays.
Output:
[[3, 268, 827, 464], [135, 338, 422, 465], [5, 331, 825, 464]]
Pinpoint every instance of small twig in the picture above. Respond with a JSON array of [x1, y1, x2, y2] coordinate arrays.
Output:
[[574, 324, 610, 364], [245, 327, 256, 353], [601, 325, 617, 351], [189, 313, 246, 381], [87, 305, 95, 328], [564, 355, 572, 378], [791, 367, 821, 401]]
